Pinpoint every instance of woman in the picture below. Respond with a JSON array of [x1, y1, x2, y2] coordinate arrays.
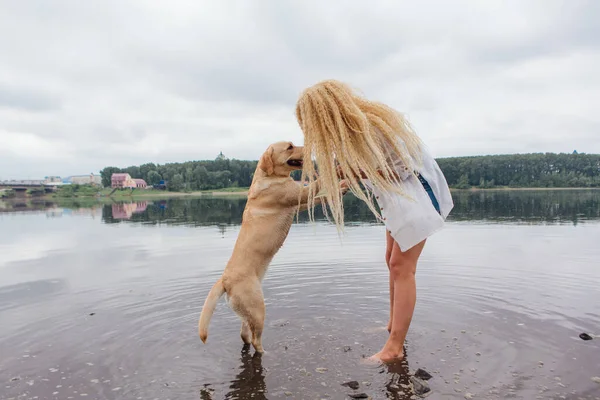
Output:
[[295, 79, 453, 363]]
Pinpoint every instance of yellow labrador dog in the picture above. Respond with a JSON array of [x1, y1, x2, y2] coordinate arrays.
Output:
[[199, 141, 342, 353]]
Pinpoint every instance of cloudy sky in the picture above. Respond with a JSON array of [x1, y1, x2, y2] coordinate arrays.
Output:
[[1, 0, 598, 179]]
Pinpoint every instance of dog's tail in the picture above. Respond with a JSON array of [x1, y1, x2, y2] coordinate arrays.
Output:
[[198, 278, 225, 343]]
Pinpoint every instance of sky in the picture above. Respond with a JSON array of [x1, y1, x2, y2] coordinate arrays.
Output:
[[1, 0, 599, 179]]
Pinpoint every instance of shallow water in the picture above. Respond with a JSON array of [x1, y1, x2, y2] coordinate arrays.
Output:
[[1, 190, 600, 400]]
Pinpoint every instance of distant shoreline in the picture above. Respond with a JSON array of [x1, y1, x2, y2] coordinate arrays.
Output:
[[4, 186, 598, 203], [82, 186, 600, 200], [58, 187, 250, 200], [98, 186, 600, 199]]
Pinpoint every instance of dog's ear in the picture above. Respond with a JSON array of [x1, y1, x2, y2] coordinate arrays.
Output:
[[259, 146, 275, 175]]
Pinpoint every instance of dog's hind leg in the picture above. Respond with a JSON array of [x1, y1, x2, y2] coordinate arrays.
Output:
[[247, 311, 265, 354], [250, 308, 265, 354], [229, 286, 266, 353], [245, 286, 266, 353], [240, 321, 252, 345]]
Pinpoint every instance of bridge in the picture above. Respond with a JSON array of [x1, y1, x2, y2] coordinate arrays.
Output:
[[0, 180, 64, 194]]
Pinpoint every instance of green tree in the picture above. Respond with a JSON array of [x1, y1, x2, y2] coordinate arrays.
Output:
[[147, 170, 162, 186], [124, 166, 141, 179], [139, 163, 157, 180], [168, 174, 184, 192], [456, 174, 471, 189], [193, 166, 209, 189], [102, 152, 600, 191]]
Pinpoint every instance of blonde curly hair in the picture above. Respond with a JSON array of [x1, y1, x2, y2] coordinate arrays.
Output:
[[295, 79, 423, 229]]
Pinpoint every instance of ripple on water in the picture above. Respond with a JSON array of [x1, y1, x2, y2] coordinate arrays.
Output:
[[2, 219, 600, 399]]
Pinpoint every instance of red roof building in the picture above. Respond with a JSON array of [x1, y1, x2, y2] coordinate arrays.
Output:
[[111, 173, 136, 189], [133, 179, 147, 189]]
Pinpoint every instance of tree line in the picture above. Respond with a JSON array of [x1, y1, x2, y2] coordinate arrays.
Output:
[[100, 152, 600, 191], [100, 154, 261, 191], [436, 152, 600, 188]]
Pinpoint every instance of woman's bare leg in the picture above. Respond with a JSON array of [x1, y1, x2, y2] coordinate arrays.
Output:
[[385, 230, 394, 333], [370, 239, 426, 363]]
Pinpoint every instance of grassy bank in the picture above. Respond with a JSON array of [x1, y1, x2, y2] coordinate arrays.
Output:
[[44, 185, 250, 200], [98, 188, 203, 199], [34, 184, 600, 203], [198, 187, 249, 196], [99, 187, 249, 198]]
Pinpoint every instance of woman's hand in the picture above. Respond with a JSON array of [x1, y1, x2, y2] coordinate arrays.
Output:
[[340, 179, 350, 195], [336, 164, 366, 180]]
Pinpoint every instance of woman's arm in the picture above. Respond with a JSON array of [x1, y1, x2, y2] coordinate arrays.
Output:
[[336, 164, 408, 181]]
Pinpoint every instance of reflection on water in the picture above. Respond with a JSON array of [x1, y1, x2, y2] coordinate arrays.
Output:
[[111, 201, 148, 219], [450, 190, 600, 224], [100, 190, 600, 227], [224, 348, 267, 400], [2, 190, 599, 226], [1, 190, 600, 399]]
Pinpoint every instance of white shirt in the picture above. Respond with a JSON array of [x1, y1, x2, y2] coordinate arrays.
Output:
[[362, 140, 454, 252]]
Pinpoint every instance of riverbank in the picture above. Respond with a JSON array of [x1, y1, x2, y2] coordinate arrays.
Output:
[[112, 186, 600, 198], [98, 187, 249, 198], [9, 185, 600, 203], [45, 187, 250, 200], [0, 188, 249, 213]]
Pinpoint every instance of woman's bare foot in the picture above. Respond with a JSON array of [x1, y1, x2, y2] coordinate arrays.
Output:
[[362, 325, 389, 334], [367, 349, 405, 364]]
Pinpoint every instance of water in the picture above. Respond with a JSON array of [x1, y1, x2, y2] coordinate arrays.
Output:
[[1, 190, 599, 400]]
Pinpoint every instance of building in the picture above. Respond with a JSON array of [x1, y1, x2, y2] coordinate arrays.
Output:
[[44, 176, 63, 183], [111, 173, 137, 189], [65, 174, 102, 186], [133, 179, 147, 189]]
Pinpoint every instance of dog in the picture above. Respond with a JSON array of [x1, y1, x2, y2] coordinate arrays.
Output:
[[198, 141, 345, 353]]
